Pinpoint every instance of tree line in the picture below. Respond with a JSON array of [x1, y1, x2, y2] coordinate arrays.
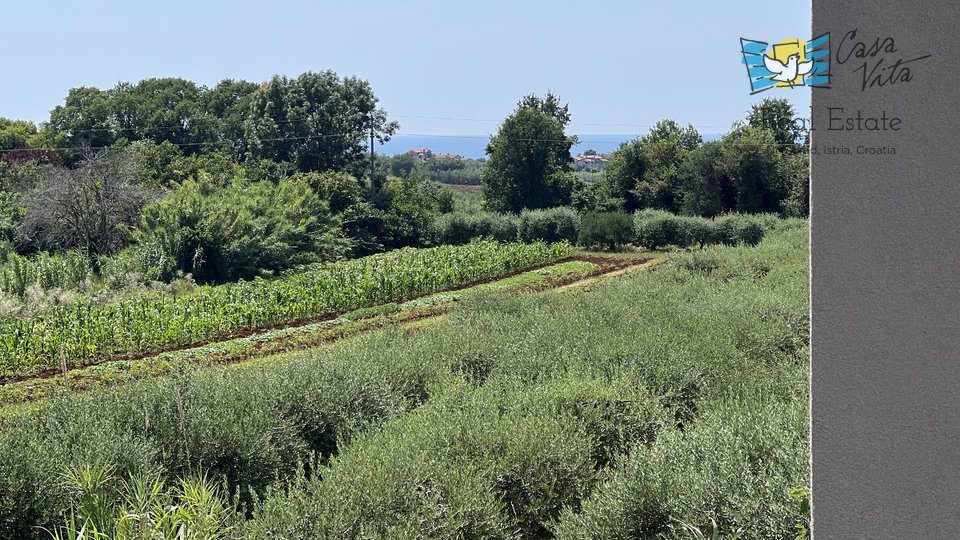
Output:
[[480, 93, 808, 218], [0, 74, 808, 290]]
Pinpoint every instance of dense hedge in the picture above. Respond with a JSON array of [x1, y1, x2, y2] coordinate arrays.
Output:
[[431, 208, 793, 252], [633, 210, 789, 250], [429, 212, 520, 245], [518, 207, 581, 244], [429, 207, 581, 246], [578, 212, 634, 250]]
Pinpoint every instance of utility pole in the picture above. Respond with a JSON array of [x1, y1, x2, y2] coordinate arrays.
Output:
[[369, 112, 376, 198]]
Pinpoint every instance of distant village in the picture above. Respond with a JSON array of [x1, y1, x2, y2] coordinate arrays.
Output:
[[407, 147, 608, 170], [406, 148, 470, 161]]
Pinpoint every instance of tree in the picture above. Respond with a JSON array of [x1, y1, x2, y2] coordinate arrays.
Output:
[[111, 78, 215, 152], [48, 87, 117, 149], [388, 153, 419, 177], [482, 95, 576, 212], [244, 71, 398, 176], [646, 119, 702, 151], [603, 138, 647, 212], [203, 79, 259, 156], [0, 118, 39, 151], [137, 174, 343, 282], [17, 150, 146, 256], [678, 141, 736, 217], [602, 120, 701, 212], [571, 180, 621, 212], [678, 142, 732, 216], [516, 91, 572, 127], [721, 125, 784, 213], [747, 97, 803, 150], [779, 151, 809, 217]]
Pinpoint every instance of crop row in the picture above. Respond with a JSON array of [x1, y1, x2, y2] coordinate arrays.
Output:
[[0, 240, 570, 376]]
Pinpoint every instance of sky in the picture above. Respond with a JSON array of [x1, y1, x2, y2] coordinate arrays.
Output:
[[2, 1, 811, 137]]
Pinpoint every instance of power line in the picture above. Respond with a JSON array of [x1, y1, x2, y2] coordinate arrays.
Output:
[[0, 132, 809, 156], [21, 112, 739, 138], [390, 114, 733, 129]]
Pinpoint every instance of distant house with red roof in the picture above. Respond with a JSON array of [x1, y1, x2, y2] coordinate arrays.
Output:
[[407, 148, 433, 160], [573, 151, 607, 171], [406, 149, 471, 161]]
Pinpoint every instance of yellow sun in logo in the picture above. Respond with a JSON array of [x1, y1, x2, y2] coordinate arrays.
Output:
[[768, 38, 808, 87]]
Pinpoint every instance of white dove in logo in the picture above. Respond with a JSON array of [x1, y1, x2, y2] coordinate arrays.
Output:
[[763, 53, 813, 86]]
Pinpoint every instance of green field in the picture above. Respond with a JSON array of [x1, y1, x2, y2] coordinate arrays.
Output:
[[0, 240, 568, 378], [0, 223, 809, 539]]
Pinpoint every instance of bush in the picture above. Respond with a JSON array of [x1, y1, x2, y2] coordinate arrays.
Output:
[[634, 211, 780, 249], [0, 335, 443, 538], [578, 212, 633, 250], [136, 175, 344, 283], [675, 215, 713, 248], [518, 207, 580, 244], [246, 377, 665, 539], [712, 213, 770, 246], [633, 209, 681, 249], [429, 212, 519, 245], [554, 402, 809, 540]]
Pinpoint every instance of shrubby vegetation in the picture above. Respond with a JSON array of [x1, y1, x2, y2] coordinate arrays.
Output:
[[430, 207, 791, 253], [428, 206, 582, 246], [578, 212, 634, 250], [0, 225, 808, 538], [0, 80, 807, 312], [633, 210, 786, 250], [0, 66, 811, 540]]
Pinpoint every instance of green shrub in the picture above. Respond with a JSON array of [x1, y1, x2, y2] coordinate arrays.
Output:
[[634, 211, 781, 249], [518, 207, 580, 244], [429, 212, 520, 245], [712, 213, 769, 246], [137, 175, 344, 283], [554, 401, 809, 540], [0, 338, 445, 538], [578, 212, 633, 250], [675, 215, 714, 248], [633, 209, 681, 249], [246, 378, 665, 539]]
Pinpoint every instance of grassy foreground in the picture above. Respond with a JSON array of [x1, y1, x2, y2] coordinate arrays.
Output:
[[0, 222, 809, 539]]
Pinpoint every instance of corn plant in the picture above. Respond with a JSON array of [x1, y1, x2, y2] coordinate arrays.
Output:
[[47, 468, 235, 540], [0, 240, 571, 376]]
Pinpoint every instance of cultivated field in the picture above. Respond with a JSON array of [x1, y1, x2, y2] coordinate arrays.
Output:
[[0, 223, 809, 539], [0, 240, 568, 378]]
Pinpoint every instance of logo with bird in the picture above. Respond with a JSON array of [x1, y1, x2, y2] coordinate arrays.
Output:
[[740, 34, 831, 94]]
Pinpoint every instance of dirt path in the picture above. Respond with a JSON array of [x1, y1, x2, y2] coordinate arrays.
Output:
[[0, 254, 660, 414]]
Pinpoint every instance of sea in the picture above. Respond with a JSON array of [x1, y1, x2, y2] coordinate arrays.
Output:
[[377, 133, 723, 159]]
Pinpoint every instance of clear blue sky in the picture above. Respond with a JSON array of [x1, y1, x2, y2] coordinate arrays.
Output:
[[3, 0, 810, 136]]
